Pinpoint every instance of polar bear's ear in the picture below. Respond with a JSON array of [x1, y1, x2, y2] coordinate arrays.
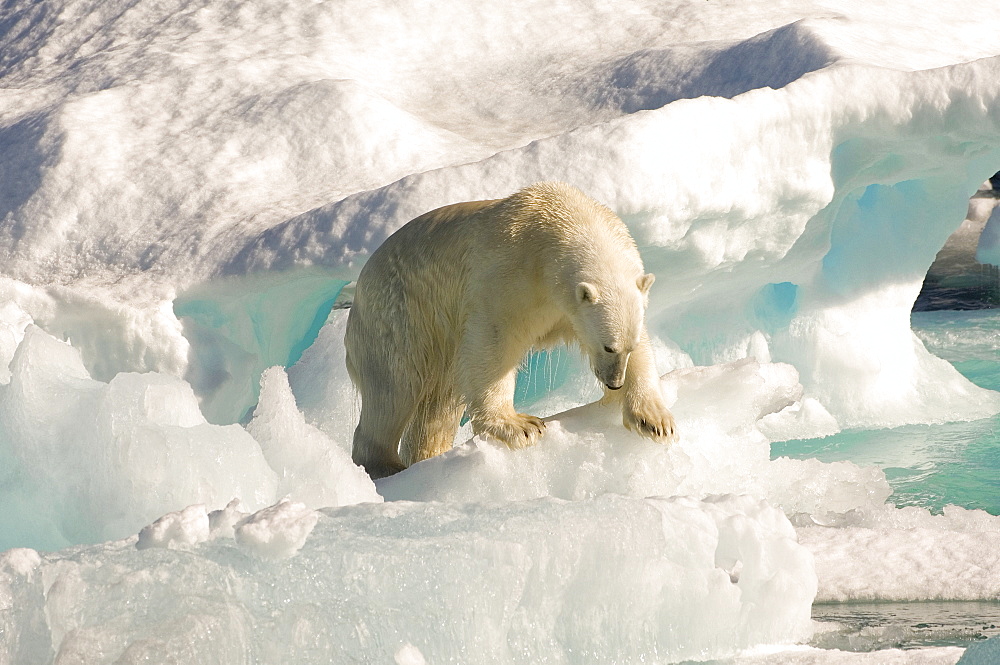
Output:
[[576, 282, 600, 304], [637, 273, 656, 295]]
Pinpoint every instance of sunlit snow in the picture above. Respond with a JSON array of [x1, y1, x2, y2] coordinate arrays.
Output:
[[2, 0, 1000, 662]]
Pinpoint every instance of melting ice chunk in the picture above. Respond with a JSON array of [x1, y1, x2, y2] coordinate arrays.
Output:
[[248, 365, 381, 508], [0, 326, 279, 549]]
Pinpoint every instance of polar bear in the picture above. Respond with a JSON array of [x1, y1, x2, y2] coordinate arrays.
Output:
[[345, 182, 676, 478]]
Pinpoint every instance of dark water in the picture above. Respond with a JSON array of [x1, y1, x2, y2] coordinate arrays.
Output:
[[914, 262, 1000, 311], [811, 601, 1000, 651]]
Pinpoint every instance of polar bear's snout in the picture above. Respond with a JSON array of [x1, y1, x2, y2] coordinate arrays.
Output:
[[596, 351, 630, 391]]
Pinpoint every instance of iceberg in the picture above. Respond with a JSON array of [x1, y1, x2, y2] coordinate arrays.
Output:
[[2, 0, 1000, 661]]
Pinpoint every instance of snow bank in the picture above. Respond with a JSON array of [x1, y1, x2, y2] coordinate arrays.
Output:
[[233, 56, 1000, 433], [0, 494, 814, 664], [712, 646, 964, 665], [0, 0, 997, 454], [1, 0, 999, 438]]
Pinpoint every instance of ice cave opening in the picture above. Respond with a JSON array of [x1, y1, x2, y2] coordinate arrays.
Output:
[[774, 174, 1000, 518]]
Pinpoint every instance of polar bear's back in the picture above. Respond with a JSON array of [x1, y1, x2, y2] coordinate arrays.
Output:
[[360, 182, 636, 285], [347, 182, 643, 370], [353, 198, 498, 311], [347, 198, 500, 384], [493, 183, 643, 278]]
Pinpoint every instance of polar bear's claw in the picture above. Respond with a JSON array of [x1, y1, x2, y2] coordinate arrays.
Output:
[[475, 413, 546, 450], [624, 401, 677, 444]]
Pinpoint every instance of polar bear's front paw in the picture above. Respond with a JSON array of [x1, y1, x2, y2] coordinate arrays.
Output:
[[623, 398, 677, 443], [475, 413, 546, 450]]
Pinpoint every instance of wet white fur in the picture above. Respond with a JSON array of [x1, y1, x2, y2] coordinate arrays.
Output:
[[345, 182, 676, 478]]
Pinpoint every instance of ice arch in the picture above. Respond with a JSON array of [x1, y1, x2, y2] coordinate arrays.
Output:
[[653, 151, 1000, 429], [776, 192, 996, 426], [745, 154, 1000, 428]]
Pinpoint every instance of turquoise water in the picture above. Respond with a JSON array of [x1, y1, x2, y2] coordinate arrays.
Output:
[[773, 309, 1000, 515]]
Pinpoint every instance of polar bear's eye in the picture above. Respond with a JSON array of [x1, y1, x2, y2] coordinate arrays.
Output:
[[604, 345, 616, 354]]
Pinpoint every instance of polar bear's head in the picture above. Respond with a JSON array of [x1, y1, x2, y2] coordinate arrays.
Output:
[[573, 272, 655, 390]]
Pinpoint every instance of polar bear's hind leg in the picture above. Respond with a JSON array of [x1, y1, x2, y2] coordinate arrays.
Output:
[[399, 384, 464, 467], [346, 339, 417, 479]]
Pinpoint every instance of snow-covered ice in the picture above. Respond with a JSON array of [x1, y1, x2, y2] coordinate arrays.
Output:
[[3, 0, 1000, 661], [800, 504, 1000, 602], [706, 646, 966, 665], [377, 357, 891, 519], [2, 494, 815, 663]]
